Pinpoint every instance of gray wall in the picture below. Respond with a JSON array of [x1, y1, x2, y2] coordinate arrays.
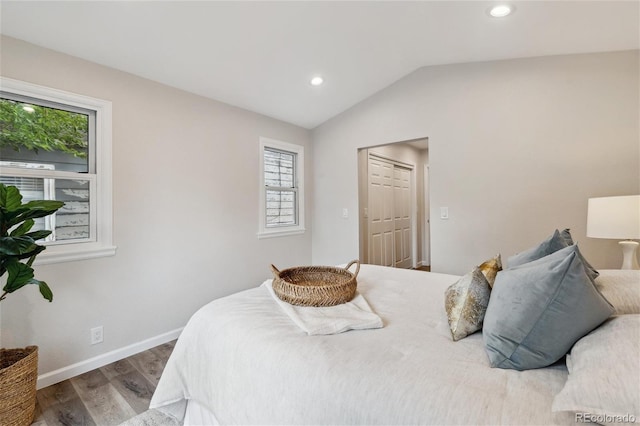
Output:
[[0, 36, 313, 375], [312, 50, 640, 274]]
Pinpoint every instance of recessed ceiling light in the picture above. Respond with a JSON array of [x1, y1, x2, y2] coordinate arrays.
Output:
[[488, 4, 514, 18], [22, 104, 35, 113], [310, 76, 324, 86]]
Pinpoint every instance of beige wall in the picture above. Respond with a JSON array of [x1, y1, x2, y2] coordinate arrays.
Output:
[[0, 36, 313, 375], [312, 50, 640, 274]]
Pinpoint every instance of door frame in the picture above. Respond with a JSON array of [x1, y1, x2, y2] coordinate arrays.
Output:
[[423, 164, 431, 267]]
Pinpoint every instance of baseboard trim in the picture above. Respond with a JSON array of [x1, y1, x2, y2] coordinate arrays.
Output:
[[37, 327, 183, 389]]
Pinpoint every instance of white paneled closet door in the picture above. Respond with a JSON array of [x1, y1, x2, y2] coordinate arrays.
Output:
[[368, 156, 394, 266], [393, 165, 412, 268], [368, 154, 413, 268]]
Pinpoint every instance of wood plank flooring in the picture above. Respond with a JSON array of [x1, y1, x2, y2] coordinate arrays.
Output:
[[32, 340, 175, 426]]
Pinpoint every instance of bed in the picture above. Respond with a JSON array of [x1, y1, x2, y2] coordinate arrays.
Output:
[[150, 262, 639, 425]]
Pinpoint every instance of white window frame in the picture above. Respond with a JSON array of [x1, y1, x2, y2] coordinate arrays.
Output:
[[258, 137, 305, 238], [0, 77, 116, 264]]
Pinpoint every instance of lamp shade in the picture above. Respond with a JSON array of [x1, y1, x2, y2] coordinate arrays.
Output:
[[587, 195, 640, 240]]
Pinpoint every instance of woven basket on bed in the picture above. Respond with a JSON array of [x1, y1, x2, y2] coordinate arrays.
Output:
[[271, 260, 360, 307], [0, 346, 38, 426]]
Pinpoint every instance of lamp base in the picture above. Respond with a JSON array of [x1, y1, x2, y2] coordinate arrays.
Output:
[[619, 241, 640, 270]]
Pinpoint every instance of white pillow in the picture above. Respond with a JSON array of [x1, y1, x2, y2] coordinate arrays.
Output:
[[595, 270, 640, 315], [552, 315, 640, 425]]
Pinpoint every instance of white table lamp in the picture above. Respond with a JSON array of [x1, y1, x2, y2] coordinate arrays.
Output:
[[587, 195, 640, 270]]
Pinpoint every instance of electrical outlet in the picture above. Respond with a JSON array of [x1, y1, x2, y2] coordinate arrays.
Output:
[[90, 326, 103, 345]]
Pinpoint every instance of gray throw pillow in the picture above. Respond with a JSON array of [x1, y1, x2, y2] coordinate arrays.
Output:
[[559, 228, 574, 245], [507, 229, 568, 268], [558, 228, 600, 279], [483, 245, 614, 370], [508, 229, 599, 280]]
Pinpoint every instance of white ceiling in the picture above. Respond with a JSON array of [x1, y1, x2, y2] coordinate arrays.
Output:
[[1, 1, 638, 129]]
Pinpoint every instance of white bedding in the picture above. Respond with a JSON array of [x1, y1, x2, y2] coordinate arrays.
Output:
[[150, 264, 575, 425], [262, 280, 383, 335]]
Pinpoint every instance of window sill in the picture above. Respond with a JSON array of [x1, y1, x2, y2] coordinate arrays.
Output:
[[34, 244, 117, 265], [257, 228, 306, 239]]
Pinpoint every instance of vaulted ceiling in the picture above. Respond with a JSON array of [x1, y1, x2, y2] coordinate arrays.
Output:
[[1, 1, 637, 128]]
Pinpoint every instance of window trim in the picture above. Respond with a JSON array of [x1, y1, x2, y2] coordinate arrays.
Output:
[[0, 77, 116, 264], [258, 137, 305, 239]]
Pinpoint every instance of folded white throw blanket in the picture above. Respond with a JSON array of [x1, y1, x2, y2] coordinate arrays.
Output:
[[262, 279, 383, 335]]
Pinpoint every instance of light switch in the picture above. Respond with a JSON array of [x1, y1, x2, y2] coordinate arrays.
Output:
[[440, 207, 449, 220], [342, 208, 349, 218]]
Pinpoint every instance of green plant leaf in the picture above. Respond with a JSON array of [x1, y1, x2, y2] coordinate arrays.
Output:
[[9, 218, 35, 237], [0, 236, 37, 256], [23, 230, 52, 241], [0, 184, 59, 303], [33, 279, 53, 302], [23, 200, 66, 211], [9, 200, 65, 227], [17, 244, 46, 262], [0, 184, 23, 210], [0, 206, 29, 226], [3, 260, 34, 293]]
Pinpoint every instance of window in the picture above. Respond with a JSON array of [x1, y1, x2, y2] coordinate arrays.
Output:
[[0, 77, 115, 263], [258, 137, 305, 238]]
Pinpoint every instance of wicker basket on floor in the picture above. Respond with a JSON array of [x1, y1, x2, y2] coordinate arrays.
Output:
[[0, 346, 38, 426], [271, 260, 360, 307]]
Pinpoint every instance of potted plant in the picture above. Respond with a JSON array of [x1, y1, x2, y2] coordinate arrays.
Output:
[[0, 183, 63, 426]]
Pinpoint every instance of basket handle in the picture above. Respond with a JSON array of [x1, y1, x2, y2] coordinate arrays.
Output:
[[270, 264, 281, 277], [345, 260, 360, 278]]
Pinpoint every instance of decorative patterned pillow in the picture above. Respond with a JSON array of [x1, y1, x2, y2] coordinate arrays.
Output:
[[552, 315, 640, 423], [444, 268, 491, 341], [477, 254, 502, 288], [483, 245, 614, 370]]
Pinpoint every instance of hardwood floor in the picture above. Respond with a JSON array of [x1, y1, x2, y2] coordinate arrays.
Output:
[[414, 265, 431, 272], [32, 340, 175, 426]]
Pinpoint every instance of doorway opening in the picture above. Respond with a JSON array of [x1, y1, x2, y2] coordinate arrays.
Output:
[[358, 138, 430, 269]]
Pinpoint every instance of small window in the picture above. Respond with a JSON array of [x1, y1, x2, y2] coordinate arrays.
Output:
[[0, 77, 115, 263], [258, 138, 305, 238]]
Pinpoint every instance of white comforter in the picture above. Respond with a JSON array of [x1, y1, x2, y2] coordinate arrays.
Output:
[[150, 265, 575, 425]]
